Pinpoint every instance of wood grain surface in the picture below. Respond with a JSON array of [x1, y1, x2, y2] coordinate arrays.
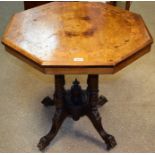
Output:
[[2, 2, 153, 74]]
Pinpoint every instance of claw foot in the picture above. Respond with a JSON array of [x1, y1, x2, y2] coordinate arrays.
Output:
[[104, 134, 117, 150], [41, 96, 54, 107], [37, 136, 50, 151]]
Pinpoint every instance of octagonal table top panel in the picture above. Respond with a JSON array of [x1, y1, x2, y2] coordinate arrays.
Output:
[[2, 2, 153, 74]]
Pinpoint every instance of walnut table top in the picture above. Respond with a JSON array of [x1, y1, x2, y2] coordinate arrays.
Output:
[[2, 2, 153, 74]]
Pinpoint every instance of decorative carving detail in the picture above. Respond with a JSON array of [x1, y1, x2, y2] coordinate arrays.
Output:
[[37, 108, 67, 151], [104, 134, 117, 150], [38, 75, 116, 151], [70, 79, 83, 105], [65, 79, 88, 121], [87, 105, 117, 150]]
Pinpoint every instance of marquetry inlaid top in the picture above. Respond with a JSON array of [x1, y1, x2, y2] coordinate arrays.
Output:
[[2, 2, 153, 68]]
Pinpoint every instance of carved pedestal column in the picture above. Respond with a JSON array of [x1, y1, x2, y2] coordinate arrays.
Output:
[[38, 74, 116, 151]]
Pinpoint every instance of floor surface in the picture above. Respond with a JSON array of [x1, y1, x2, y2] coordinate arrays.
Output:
[[0, 1, 155, 153]]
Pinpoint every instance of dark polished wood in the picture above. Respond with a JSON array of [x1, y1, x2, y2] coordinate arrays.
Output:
[[108, 1, 131, 10], [38, 75, 116, 151], [41, 96, 54, 107], [86, 75, 116, 150], [24, 1, 131, 10], [24, 1, 51, 10], [126, 1, 131, 10], [38, 75, 67, 151]]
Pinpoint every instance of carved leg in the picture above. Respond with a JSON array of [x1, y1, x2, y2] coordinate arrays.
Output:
[[37, 108, 67, 151], [87, 75, 117, 150], [38, 75, 67, 151], [87, 107, 117, 150]]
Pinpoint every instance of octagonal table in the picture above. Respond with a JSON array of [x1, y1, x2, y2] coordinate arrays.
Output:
[[1, 2, 153, 151]]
